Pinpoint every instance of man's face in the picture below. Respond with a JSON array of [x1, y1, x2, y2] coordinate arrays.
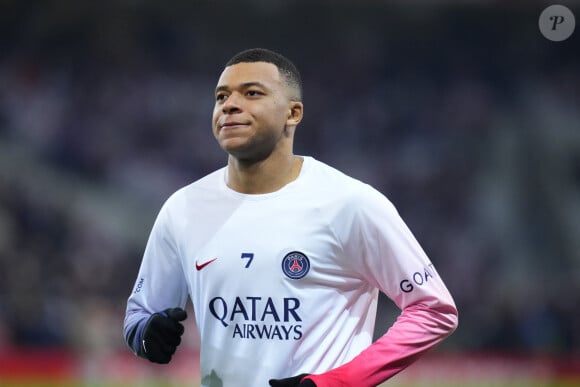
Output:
[[212, 61, 294, 161]]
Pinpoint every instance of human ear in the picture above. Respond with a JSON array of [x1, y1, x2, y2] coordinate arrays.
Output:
[[286, 101, 303, 127]]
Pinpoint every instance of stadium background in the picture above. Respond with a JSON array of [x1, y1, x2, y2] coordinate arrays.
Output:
[[0, 0, 579, 385]]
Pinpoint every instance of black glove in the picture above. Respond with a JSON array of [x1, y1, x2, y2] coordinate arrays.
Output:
[[269, 374, 316, 387], [140, 307, 187, 364]]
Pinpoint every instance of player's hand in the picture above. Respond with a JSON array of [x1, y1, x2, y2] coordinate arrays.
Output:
[[141, 307, 187, 364], [269, 374, 316, 387]]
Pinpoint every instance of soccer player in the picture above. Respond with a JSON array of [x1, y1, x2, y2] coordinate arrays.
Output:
[[123, 48, 458, 387]]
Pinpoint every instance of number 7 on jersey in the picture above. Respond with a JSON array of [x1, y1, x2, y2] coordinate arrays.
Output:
[[241, 252, 254, 268]]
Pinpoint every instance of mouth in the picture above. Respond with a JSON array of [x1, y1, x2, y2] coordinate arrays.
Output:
[[220, 121, 249, 129]]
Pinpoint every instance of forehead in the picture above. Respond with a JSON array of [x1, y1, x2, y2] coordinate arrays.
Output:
[[216, 62, 283, 89]]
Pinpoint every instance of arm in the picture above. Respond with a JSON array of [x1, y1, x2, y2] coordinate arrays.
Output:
[[305, 301, 457, 387], [123, 201, 189, 358]]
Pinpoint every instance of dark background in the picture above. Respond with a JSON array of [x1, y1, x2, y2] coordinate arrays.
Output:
[[0, 0, 579, 381]]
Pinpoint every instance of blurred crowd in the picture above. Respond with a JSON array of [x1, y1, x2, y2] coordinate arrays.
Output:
[[0, 1, 579, 359]]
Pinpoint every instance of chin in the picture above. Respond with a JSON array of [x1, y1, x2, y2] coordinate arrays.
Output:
[[226, 147, 272, 163], [219, 136, 275, 162]]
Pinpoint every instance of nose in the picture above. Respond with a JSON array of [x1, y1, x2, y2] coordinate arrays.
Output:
[[222, 93, 242, 114]]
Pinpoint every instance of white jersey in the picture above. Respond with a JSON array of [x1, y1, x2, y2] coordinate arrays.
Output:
[[124, 156, 456, 387]]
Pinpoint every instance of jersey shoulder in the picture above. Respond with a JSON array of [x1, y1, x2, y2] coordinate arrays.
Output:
[[306, 157, 383, 201], [159, 167, 227, 213], [305, 157, 399, 221]]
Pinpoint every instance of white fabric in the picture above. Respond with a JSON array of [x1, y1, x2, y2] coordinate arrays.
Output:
[[124, 156, 456, 387]]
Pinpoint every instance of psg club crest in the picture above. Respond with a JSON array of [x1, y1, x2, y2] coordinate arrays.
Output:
[[282, 251, 310, 280]]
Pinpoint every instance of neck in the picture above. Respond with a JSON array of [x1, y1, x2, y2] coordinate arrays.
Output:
[[226, 153, 303, 194]]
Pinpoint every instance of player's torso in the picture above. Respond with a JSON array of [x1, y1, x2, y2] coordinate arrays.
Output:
[[180, 192, 360, 337], [168, 162, 377, 386]]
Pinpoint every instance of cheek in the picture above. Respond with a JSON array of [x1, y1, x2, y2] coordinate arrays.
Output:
[[259, 103, 287, 126], [275, 105, 291, 127], [211, 108, 221, 132]]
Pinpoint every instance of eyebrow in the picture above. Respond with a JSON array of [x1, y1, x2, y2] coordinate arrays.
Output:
[[215, 81, 269, 94]]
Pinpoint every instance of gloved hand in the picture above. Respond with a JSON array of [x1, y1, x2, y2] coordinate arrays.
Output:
[[269, 374, 316, 387], [141, 307, 187, 364]]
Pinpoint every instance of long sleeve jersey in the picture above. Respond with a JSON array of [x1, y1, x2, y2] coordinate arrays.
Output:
[[124, 156, 458, 387]]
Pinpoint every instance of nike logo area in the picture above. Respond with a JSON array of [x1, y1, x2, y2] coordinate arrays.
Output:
[[196, 258, 218, 271]]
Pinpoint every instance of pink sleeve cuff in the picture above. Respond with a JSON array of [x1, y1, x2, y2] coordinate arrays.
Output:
[[306, 302, 458, 387]]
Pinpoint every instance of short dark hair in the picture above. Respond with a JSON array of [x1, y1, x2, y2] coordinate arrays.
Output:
[[225, 48, 302, 101]]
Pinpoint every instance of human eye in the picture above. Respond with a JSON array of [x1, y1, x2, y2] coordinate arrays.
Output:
[[215, 92, 228, 102], [246, 89, 263, 97]]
